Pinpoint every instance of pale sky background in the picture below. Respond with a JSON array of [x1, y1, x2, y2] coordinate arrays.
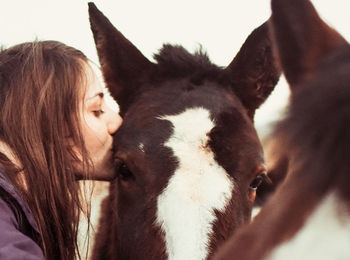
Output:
[[1, 0, 349, 138]]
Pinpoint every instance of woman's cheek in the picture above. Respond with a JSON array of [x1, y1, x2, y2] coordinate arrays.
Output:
[[83, 115, 107, 151]]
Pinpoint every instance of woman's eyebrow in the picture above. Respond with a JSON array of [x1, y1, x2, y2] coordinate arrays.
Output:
[[87, 92, 104, 100]]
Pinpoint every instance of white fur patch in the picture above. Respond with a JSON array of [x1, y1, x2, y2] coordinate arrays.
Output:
[[156, 107, 234, 260], [267, 192, 350, 260], [139, 143, 145, 152]]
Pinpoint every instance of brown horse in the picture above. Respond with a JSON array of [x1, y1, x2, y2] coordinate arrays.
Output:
[[214, 0, 350, 259], [88, 3, 280, 259]]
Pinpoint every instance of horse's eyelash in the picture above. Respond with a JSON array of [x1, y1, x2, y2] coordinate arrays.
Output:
[[261, 173, 272, 185]]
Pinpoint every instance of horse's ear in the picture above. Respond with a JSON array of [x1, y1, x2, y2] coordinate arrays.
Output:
[[88, 3, 155, 116], [225, 21, 281, 119], [270, 0, 347, 89]]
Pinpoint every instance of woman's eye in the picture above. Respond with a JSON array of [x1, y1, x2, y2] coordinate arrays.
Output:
[[93, 109, 105, 117], [249, 174, 266, 191], [116, 162, 135, 181]]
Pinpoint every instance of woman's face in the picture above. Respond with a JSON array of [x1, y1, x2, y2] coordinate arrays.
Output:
[[79, 64, 122, 180]]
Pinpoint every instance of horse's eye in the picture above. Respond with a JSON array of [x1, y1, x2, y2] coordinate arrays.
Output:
[[116, 162, 135, 181], [249, 173, 266, 191]]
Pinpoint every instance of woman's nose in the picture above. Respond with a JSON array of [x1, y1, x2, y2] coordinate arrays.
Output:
[[106, 106, 123, 135]]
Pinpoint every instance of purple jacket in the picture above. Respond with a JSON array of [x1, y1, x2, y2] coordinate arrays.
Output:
[[0, 169, 44, 259]]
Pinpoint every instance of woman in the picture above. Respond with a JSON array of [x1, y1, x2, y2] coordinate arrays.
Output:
[[0, 40, 122, 259]]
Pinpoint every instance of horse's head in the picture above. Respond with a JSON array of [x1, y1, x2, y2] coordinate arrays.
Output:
[[89, 3, 280, 259]]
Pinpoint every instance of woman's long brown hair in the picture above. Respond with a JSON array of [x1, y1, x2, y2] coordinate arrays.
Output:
[[0, 41, 92, 259]]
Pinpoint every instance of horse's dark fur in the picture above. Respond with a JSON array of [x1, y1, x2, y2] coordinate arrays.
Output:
[[214, 0, 350, 259], [88, 3, 280, 259]]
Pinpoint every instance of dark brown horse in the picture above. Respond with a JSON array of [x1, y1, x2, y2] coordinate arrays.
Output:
[[88, 3, 280, 259], [214, 0, 350, 259]]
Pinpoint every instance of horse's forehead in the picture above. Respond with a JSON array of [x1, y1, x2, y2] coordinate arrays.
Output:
[[119, 106, 217, 148], [114, 84, 260, 175], [126, 81, 244, 124], [117, 86, 254, 153]]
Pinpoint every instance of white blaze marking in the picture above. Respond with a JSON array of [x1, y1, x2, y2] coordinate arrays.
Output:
[[156, 107, 234, 260], [267, 192, 350, 260]]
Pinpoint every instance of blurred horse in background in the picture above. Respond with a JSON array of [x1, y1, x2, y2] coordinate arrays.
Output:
[[214, 0, 350, 259]]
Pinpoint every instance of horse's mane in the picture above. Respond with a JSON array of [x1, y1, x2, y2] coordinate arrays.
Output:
[[153, 44, 223, 84]]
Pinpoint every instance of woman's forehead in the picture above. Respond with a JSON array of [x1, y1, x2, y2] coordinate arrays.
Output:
[[84, 62, 104, 98]]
